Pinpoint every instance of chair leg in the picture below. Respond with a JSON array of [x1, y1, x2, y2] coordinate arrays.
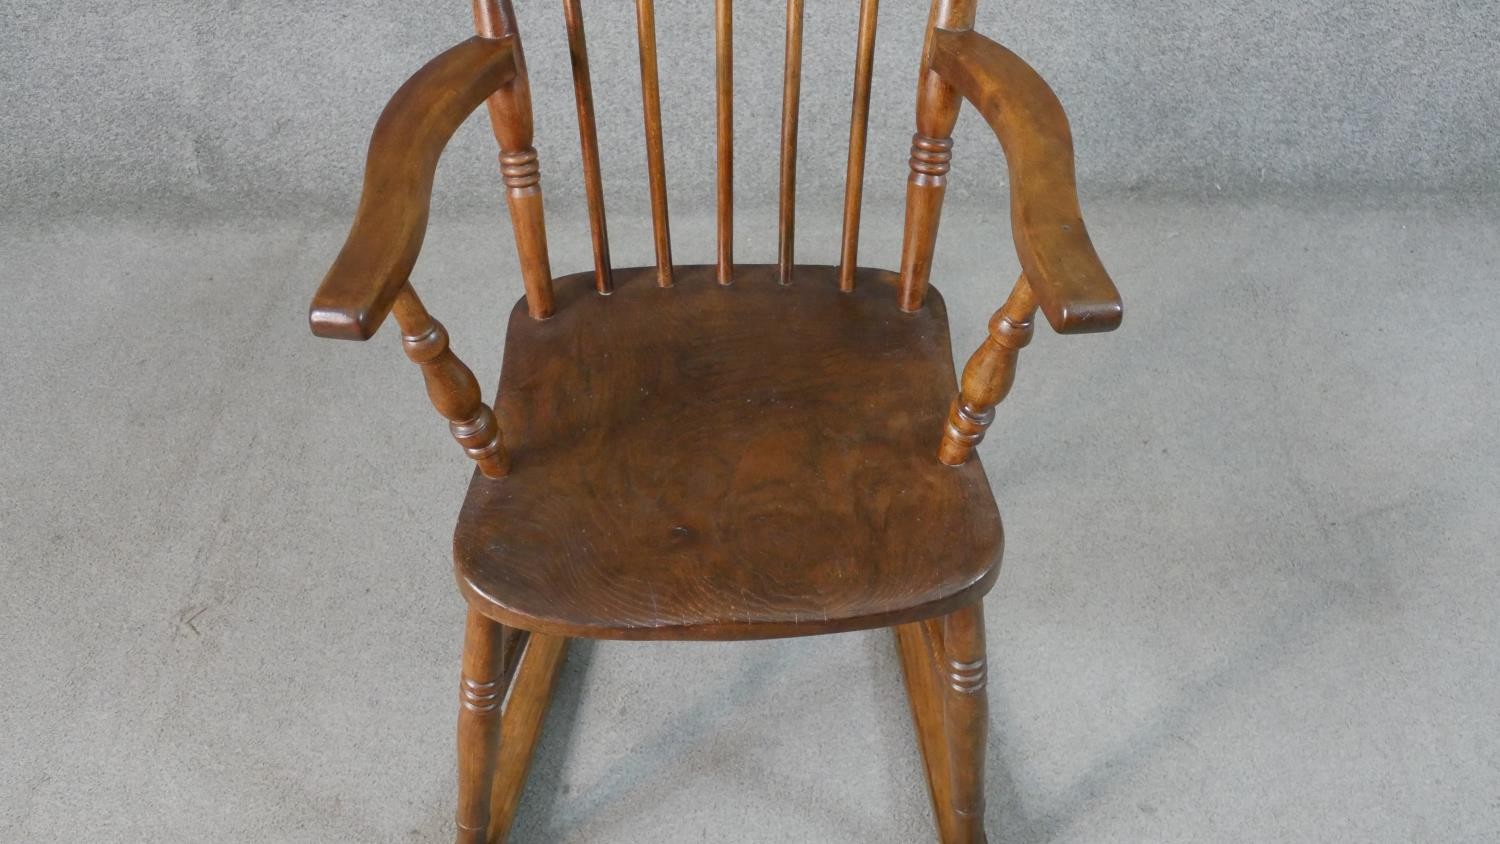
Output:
[[486, 632, 569, 844], [895, 602, 990, 843], [455, 609, 507, 844], [896, 619, 960, 842], [941, 602, 989, 842]]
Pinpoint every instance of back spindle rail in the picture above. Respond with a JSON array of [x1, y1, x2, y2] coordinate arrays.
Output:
[[635, 0, 675, 287], [391, 282, 510, 479], [838, 0, 880, 292], [562, 0, 612, 293], [473, 0, 556, 319], [777, 0, 805, 286], [715, 0, 734, 286]]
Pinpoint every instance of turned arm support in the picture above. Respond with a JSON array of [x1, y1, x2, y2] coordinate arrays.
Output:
[[306, 35, 518, 478], [929, 29, 1123, 465], [308, 35, 518, 341], [939, 275, 1035, 465], [930, 28, 1122, 335], [391, 283, 509, 479]]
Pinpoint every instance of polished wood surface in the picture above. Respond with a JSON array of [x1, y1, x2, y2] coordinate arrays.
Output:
[[455, 265, 1002, 641], [777, 0, 805, 286], [930, 28, 1122, 333], [308, 4, 1129, 840], [837, 0, 880, 293], [308, 36, 516, 340], [634, 0, 674, 287], [562, 0, 612, 294]]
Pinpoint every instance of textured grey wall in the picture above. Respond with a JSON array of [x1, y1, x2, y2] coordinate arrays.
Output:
[[5, 0, 1498, 220]]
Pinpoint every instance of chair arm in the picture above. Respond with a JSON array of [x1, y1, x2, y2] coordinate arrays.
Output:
[[930, 28, 1122, 335], [308, 36, 518, 341]]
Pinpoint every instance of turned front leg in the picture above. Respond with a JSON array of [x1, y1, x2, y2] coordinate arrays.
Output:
[[941, 602, 989, 842], [939, 274, 1037, 466], [455, 610, 507, 844]]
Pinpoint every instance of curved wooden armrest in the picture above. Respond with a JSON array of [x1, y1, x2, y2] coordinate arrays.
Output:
[[308, 36, 518, 341], [931, 29, 1122, 334]]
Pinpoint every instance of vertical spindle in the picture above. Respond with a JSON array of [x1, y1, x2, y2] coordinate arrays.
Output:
[[562, 0, 612, 294], [635, 0, 674, 287], [777, 0, 805, 286], [715, 0, 734, 286], [838, 0, 880, 292]]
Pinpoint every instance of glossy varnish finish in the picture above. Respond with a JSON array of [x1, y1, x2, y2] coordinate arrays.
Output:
[[307, 2, 1125, 841]]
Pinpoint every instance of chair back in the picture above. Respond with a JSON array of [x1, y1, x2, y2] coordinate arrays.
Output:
[[475, 0, 971, 312]]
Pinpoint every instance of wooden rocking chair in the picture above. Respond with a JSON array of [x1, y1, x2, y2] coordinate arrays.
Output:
[[308, 1, 1122, 840]]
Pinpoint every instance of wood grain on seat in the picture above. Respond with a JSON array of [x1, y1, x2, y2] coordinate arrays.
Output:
[[454, 265, 1003, 641]]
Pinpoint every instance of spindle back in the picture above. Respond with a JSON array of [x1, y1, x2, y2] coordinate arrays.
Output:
[[477, 0, 910, 315]]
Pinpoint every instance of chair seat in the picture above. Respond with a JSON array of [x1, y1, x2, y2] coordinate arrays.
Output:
[[454, 264, 1003, 640]]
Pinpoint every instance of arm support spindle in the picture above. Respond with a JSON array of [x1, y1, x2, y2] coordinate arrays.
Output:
[[938, 275, 1036, 466], [392, 283, 510, 479], [927, 28, 1125, 465]]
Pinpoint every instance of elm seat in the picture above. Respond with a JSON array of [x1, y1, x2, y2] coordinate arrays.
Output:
[[454, 264, 1003, 641]]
